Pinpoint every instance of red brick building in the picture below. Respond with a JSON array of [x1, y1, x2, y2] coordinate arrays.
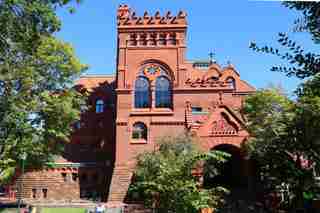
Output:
[[11, 5, 255, 203]]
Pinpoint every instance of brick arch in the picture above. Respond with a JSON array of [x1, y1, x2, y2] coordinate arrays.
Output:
[[211, 143, 241, 153], [201, 136, 246, 152], [204, 143, 246, 187]]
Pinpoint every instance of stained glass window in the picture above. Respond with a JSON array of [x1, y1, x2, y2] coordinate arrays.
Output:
[[132, 122, 147, 140], [155, 76, 172, 108], [135, 77, 151, 108]]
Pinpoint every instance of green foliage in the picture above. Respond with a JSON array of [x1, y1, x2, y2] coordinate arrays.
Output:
[[249, 3, 320, 79], [128, 134, 229, 213], [283, 2, 320, 43], [0, 0, 87, 183], [248, 2, 320, 209], [243, 86, 320, 208]]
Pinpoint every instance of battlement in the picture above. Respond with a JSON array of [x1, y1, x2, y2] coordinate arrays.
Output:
[[117, 5, 187, 29]]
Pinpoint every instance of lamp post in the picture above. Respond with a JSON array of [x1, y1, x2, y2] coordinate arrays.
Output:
[[17, 152, 27, 213]]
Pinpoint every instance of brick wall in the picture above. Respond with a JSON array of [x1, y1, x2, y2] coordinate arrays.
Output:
[[16, 166, 111, 201]]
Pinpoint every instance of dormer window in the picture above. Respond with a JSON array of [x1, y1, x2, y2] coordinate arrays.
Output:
[[96, 99, 104, 113]]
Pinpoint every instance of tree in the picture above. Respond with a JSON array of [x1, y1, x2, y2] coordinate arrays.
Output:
[[243, 85, 320, 209], [250, 2, 320, 79], [247, 3, 320, 209], [128, 134, 229, 213], [0, 0, 87, 183]]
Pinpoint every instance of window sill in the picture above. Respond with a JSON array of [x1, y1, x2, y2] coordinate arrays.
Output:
[[130, 139, 147, 144], [130, 108, 173, 116]]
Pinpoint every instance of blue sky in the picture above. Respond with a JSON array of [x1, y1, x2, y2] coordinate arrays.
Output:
[[56, 0, 319, 95]]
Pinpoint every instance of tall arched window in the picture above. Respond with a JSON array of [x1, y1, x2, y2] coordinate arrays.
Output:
[[226, 77, 236, 90], [155, 76, 172, 108], [135, 77, 151, 108], [96, 99, 104, 113], [132, 122, 147, 140]]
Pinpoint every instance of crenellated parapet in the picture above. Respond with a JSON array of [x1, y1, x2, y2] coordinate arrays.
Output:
[[117, 4, 187, 29]]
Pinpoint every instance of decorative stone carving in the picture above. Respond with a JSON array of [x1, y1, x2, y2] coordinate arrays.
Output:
[[117, 6, 187, 27], [185, 78, 229, 88], [211, 114, 238, 136]]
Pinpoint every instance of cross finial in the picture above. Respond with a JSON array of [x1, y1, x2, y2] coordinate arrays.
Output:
[[209, 51, 215, 64]]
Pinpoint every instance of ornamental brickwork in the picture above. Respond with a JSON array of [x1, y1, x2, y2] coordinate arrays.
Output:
[[9, 5, 255, 204]]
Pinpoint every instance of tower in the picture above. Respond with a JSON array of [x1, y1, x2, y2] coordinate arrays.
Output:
[[108, 5, 189, 202]]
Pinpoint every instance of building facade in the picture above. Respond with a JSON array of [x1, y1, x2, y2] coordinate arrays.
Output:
[[11, 5, 255, 203]]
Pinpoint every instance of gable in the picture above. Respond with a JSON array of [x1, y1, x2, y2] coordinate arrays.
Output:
[[189, 105, 247, 138]]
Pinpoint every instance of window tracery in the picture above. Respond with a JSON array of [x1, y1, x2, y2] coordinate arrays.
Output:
[[134, 77, 151, 108], [134, 63, 172, 109], [155, 76, 172, 108]]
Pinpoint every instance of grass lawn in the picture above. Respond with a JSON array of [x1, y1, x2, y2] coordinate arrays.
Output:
[[0, 209, 18, 213], [0, 207, 88, 213], [41, 208, 87, 213]]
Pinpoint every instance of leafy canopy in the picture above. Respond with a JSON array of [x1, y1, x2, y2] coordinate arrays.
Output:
[[250, 2, 320, 79], [128, 134, 229, 213], [243, 84, 320, 208], [0, 0, 87, 183]]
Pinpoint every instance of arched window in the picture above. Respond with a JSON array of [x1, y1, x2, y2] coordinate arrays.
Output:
[[132, 122, 147, 140], [226, 77, 236, 89], [135, 77, 151, 108], [96, 99, 104, 113], [155, 76, 172, 108]]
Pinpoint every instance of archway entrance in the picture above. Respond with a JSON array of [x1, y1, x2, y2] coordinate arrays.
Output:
[[203, 144, 247, 189]]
